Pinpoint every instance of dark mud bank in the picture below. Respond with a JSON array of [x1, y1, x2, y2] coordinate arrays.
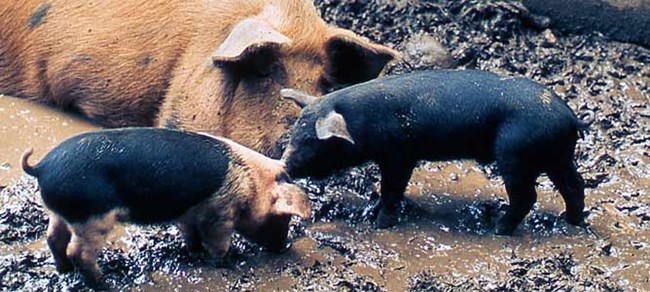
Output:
[[523, 0, 650, 48]]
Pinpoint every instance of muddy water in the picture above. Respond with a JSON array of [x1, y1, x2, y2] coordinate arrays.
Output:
[[0, 95, 98, 187], [2, 0, 650, 291]]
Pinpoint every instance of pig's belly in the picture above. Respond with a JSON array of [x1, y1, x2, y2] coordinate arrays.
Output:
[[115, 179, 223, 224], [413, 129, 497, 163]]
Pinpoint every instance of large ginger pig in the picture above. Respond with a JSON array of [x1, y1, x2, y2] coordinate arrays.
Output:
[[0, 0, 398, 157]]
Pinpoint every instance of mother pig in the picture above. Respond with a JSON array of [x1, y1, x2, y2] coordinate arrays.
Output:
[[0, 0, 398, 156]]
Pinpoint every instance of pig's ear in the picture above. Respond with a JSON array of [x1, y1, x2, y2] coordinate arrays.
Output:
[[324, 29, 399, 89], [315, 111, 354, 144], [271, 184, 311, 219], [280, 88, 318, 108], [212, 18, 291, 63]]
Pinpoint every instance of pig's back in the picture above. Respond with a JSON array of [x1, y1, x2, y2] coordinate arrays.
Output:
[[383, 70, 581, 134], [336, 69, 568, 115], [331, 70, 580, 160], [35, 128, 231, 223]]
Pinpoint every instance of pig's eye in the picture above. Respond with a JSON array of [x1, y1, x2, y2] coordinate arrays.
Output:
[[317, 75, 349, 94], [219, 48, 281, 78], [317, 76, 334, 94], [241, 49, 280, 78]]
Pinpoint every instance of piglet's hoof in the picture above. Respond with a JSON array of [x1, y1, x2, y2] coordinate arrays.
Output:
[[187, 249, 206, 261], [206, 256, 236, 269], [374, 209, 397, 229], [264, 241, 292, 253], [86, 281, 109, 291], [80, 273, 107, 291], [362, 198, 382, 220], [185, 241, 207, 260], [562, 211, 586, 226], [54, 261, 74, 273], [494, 219, 517, 236]]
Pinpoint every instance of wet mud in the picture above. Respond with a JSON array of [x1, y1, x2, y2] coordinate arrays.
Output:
[[1, 0, 649, 290], [0, 96, 98, 187]]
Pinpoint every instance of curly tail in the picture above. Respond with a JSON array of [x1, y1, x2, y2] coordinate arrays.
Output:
[[21, 148, 38, 177]]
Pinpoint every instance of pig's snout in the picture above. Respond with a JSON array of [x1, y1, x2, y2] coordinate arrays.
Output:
[[273, 183, 311, 220]]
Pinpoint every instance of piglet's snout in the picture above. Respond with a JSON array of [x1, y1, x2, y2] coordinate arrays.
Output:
[[273, 183, 311, 219]]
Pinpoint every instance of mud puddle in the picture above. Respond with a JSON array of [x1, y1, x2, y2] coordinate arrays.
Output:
[[2, 0, 650, 290], [0, 95, 98, 187]]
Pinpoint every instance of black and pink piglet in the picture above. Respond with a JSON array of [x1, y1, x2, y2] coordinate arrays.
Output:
[[22, 128, 310, 288]]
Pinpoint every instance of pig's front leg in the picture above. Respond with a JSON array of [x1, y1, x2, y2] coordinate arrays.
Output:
[[197, 219, 235, 267], [375, 160, 416, 228], [177, 221, 205, 257]]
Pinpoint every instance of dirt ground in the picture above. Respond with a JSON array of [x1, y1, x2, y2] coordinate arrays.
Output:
[[1, 0, 649, 291]]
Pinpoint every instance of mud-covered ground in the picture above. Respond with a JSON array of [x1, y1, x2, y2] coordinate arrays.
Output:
[[1, 0, 649, 290]]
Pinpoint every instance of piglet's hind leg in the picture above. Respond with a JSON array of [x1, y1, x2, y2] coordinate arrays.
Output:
[[47, 213, 73, 273], [67, 213, 117, 288], [546, 160, 586, 226]]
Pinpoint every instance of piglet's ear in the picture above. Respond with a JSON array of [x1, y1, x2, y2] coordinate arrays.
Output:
[[212, 18, 291, 63], [323, 29, 399, 88], [315, 111, 354, 144], [272, 184, 311, 219], [280, 88, 318, 108]]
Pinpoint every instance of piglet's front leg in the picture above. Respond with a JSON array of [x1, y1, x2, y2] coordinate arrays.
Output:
[[177, 221, 206, 258], [197, 219, 236, 267], [179, 194, 238, 265], [374, 160, 416, 229]]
